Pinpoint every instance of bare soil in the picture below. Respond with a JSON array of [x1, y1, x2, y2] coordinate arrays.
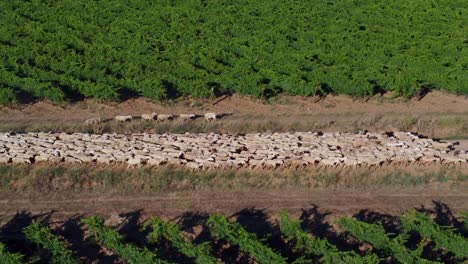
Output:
[[0, 190, 467, 222], [2, 91, 467, 119]]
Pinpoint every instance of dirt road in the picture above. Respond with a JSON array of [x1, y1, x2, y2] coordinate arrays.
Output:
[[1, 191, 466, 221]]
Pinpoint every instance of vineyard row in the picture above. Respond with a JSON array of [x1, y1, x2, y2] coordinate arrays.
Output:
[[0, 0, 466, 104], [0, 210, 466, 263]]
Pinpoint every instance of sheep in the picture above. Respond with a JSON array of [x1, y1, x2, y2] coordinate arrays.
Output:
[[127, 157, 145, 168], [84, 118, 101, 126], [0, 156, 11, 164], [204, 112, 217, 121], [96, 156, 115, 164], [141, 112, 157, 120], [115, 115, 133, 122], [186, 161, 202, 170], [147, 158, 167, 166], [157, 114, 174, 121], [12, 156, 32, 164], [179, 114, 196, 120]]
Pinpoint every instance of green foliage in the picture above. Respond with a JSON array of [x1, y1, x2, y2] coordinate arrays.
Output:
[[146, 218, 219, 264], [279, 211, 378, 263], [1, 211, 467, 263], [0, 242, 24, 264], [23, 222, 80, 264], [401, 210, 468, 257], [139, 82, 167, 101], [207, 215, 287, 264], [82, 216, 167, 264], [0, 0, 465, 103], [461, 212, 468, 231], [0, 86, 17, 105], [338, 218, 439, 264]]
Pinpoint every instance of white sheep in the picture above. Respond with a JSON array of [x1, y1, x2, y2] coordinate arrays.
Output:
[[84, 118, 101, 126], [141, 113, 157, 120], [115, 115, 133, 122], [179, 114, 196, 120], [157, 114, 174, 121], [204, 112, 217, 121], [127, 157, 146, 167], [186, 162, 202, 170]]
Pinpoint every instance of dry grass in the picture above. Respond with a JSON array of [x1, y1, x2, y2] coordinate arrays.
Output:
[[0, 113, 467, 139], [0, 164, 466, 199]]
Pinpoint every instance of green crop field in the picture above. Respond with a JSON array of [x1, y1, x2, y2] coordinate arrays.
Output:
[[0, 210, 467, 263], [0, 0, 466, 104]]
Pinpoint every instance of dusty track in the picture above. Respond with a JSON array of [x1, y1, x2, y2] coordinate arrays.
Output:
[[2, 91, 467, 119], [1, 191, 467, 221]]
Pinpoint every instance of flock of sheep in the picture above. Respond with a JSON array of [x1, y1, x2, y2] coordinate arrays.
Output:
[[85, 112, 220, 125]]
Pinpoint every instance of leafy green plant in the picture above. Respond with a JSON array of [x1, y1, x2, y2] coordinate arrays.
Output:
[[0, 86, 17, 105], [280, 211, 378, 263], [460, 212, 468, 231], [0, 210, 466, 263], [23, 222, 80, 264], [401, 210, 468, 257], [146, 218, 219, 264], [338, 218, 438, 264], [207, 215, 287, 264], [82, 216, 167, 264], [0, 242, 24, 264]]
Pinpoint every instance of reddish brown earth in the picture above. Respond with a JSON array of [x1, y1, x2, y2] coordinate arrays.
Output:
[[1, 190, 467, 222], [1, 91, 467, 119]]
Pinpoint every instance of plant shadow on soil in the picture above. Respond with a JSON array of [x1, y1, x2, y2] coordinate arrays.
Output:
[[0, 201, 466, 263]]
